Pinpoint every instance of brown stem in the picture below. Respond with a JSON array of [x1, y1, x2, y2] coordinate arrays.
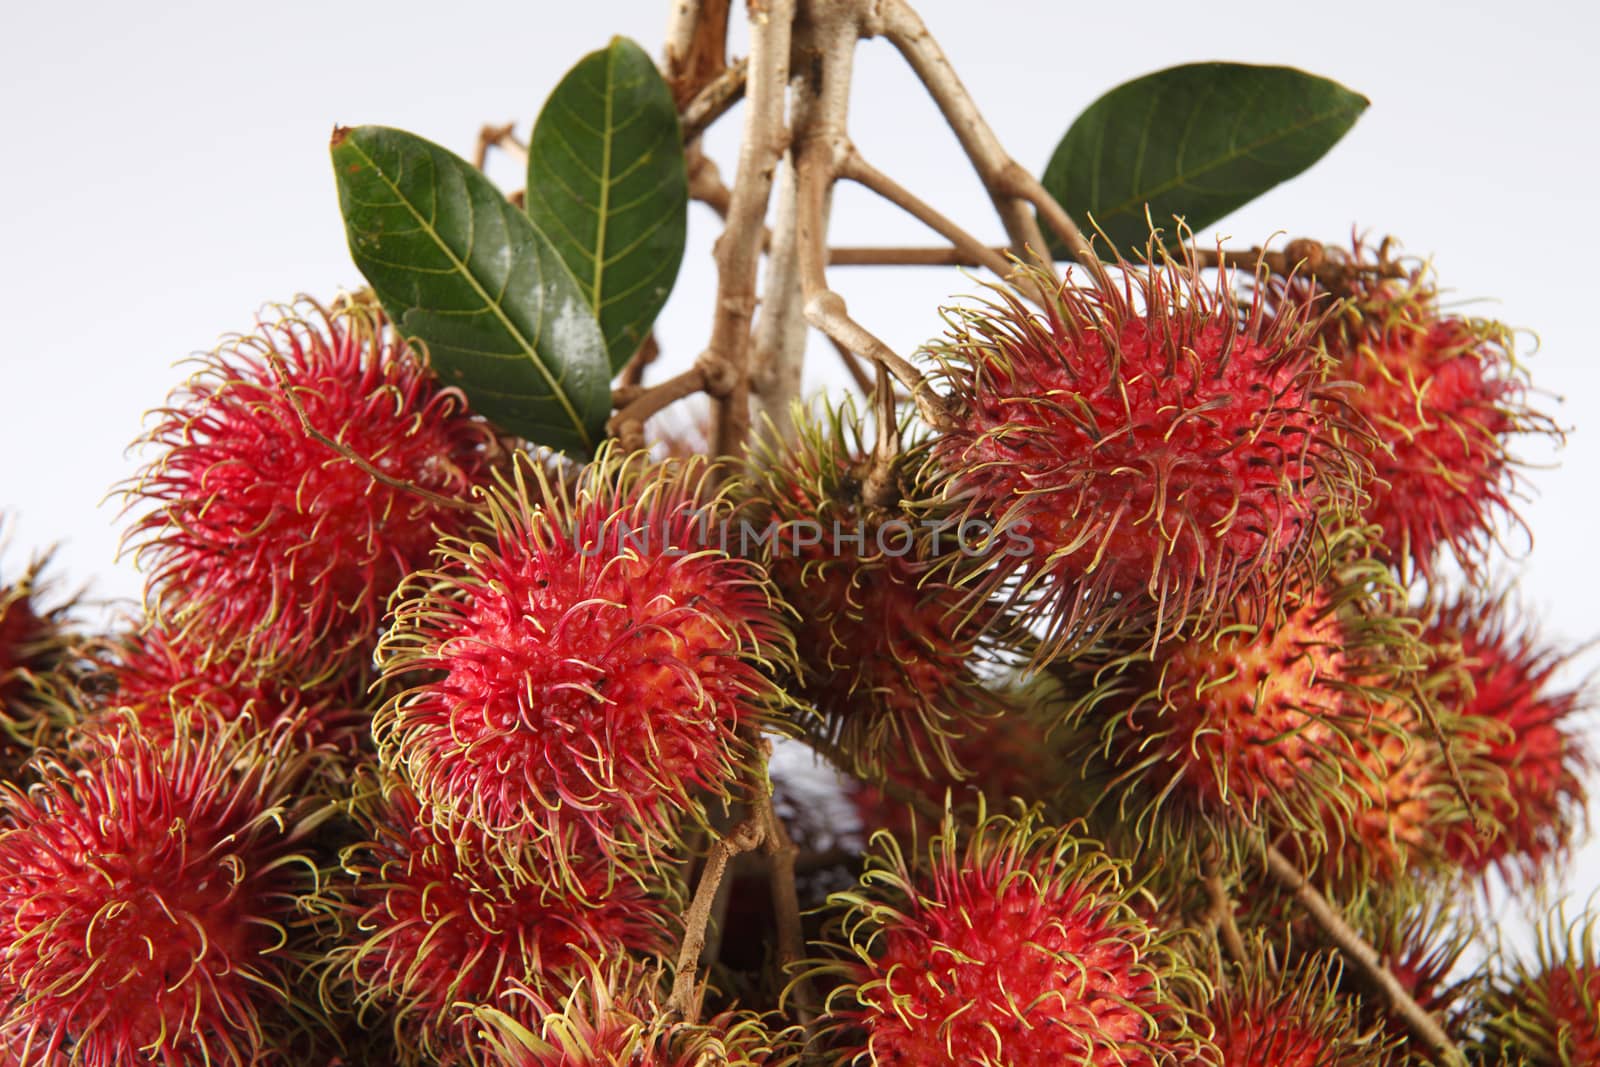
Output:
[[687, 143, 735, 218], [838, 150, 1019, 283], [704, 0, 794, 458], [681, 57, 749, 140], [261, 349, 477, 513], [666, 815, 765, 1021], [872, 0, 1086, 268], [827, 333, 875, 395], [860, 363, 900, 509], [663, 0, 733, 106], [828, 244, 1004, 267], [618, 332, 661, 390], [473, 122, 526, 170], [755, 781, 816, 1021], [1200, 852, 1247, 969], [1264, 845, 1465, 1064], [608, 365, 709, 451]]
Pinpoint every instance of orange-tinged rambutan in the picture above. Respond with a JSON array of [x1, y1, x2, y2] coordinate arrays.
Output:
[[126, 298, 504, 678], [0, 717, 323, 1066], [473, 956, 782, 1066], [928, 252, 1359, 655], [375, 448, 796, 873], [322, 775, 675, 1065], [1207, 941, 1392, 1067], [807, 802, 1210, 1066], [748, 402, 1001, 779], [1475, 909, 1600, 1067], [1424, 595, 1589, 884], [1296, 240, 1556, 578], [1058, 539, 1424, 857]]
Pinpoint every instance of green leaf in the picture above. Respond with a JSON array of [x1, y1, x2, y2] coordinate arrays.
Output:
[[1041, 63, 1369, 255], [527, 36, 687, 372], [332, 124, 609, 455]]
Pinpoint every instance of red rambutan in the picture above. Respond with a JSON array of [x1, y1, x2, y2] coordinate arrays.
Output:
[[927, 252, 1359, 655], [322, 776, 674, 1065], [0, 547, 79, 774], [374, 447, 795, 872], [1425, 595, 1589, 884], [0, 717, 323, 1065], [1298, 240, 1556, 577], [126, 297, 503, 678], [473, 955, 782, 1066], [1207, 941, 1392, 1067], [749, 401, 1001, 779], [1476, 909, 1600, 1066], [807, 801, 1210, 1066]]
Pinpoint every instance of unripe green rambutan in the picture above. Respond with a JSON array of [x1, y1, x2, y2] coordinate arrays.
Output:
[[473, 955, 783, 1066], [320, 774, 675, 1065], [374, 447, 797, 876], [927, 252, 1361, 656], [0, 716, 324, 1066], [805, 801, 1212, 1066], [748, 400, 1002, 780]]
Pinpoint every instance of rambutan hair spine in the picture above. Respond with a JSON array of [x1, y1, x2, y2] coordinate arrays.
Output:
[[922, 244, 1368, 661], [373, 443, 803, 886]]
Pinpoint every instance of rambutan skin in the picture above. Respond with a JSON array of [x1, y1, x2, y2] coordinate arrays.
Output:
[[0, 718, 323, 1066], [320, 776, 675, 1065], [1475, 912, 1600, 1067], [374, 448, 796, 869], [1207, 944, 1392, 1067], [807, 803, 1210, 1067], [1424, 596, 1589, 883], [475, 956, 782, 1066], [126, 298, 504, 677], [748, 402, 1001, 780], [927, 254, 1359, 653], [0, 549, 80, 772], [1293, 241, 1556, 578]]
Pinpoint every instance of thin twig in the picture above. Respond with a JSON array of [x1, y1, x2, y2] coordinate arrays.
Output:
[[681, 57, 748, 140], [666, 816, 765, 1021], [827, 333, 875, 395], [687, 144, 734, 218], [1200, 851, 1248, 969], [872, 0, 1085, 268], [756, 779, 817, 1021], [662, 0, 733, 106], [1264, 844, 1465, 1065], [828, 244, 1003, 267], [704, 0, 794, 457], [473, 122, 526, 170], [608, 365, 709, 451], [619, 331, 660, 390], [261, 349, 477, 513], [838, 150, 1018, 282]]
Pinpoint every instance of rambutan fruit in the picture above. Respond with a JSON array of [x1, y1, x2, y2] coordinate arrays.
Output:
[[747, 401, 1002, 780], [927, 251, 1360, 656], [806, 801, 1211, 1066], [1292, 240, 1556, 578], [321, 774, 675, 1065], [1474, 909, 1600, 1066], [85, 620, 358, 753], [0, 716, 324, 1066], [1424, 595, 1589, 884], [1056, 536, 1425, 860], [374, 447, 796, 873], [0, 547, 80, 777], [473, 955, 783, 1066], [1207, 939, 1392, 1066], [126, 297, 504, 678]]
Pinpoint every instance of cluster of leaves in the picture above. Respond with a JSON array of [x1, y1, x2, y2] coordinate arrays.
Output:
[[0, 17, 1595, 1067]]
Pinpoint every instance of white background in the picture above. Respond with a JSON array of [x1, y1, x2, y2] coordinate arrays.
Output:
[[3, 1, 1597, 948]]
